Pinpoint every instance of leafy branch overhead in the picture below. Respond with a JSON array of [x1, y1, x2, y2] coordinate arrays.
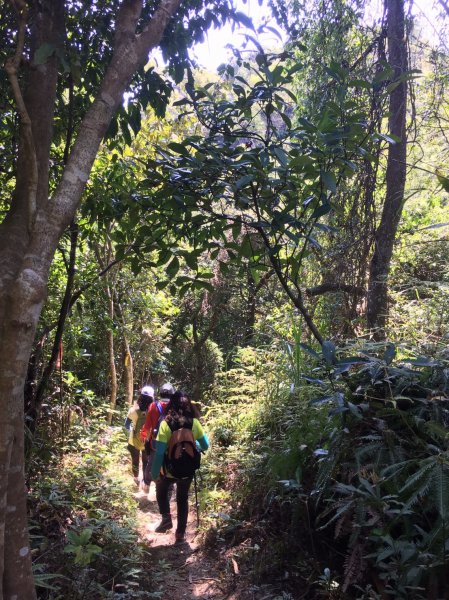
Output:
[[140, 48, 388, 341]]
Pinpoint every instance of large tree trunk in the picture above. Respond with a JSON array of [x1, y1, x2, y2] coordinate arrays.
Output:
[[366, 0, 408, 338], [0, 1, 182, 596]]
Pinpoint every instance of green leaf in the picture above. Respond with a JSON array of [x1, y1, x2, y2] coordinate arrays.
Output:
[[311, 203, 332, 218], [168, 142, 190, 157], [184, 253, 198, 271], [299, 343, 320, 359], [166, 257, 180, 278], [383, 343, 396, 365], [436, 172, 449, 193], [321, 171, 337, 194], [231, 222, 242, 240], [409, 356, 438, 367], [239, 236, 253, 259], [273, 146, 288, 166], [235, 175, 253, 189], [374, 132, 400, 145], [289, 155, 314, 170], [234, 11, 254, 30], [322, 340, 336, 366], [78, 528, 93, 544], [66, 531, 79, 545], [34, 43, 56, 65]]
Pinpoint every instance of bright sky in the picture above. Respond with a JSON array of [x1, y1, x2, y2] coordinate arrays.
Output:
[[365, 0, 444, 41], [191, 0, 445, 72], [191, 0, 285, 71]]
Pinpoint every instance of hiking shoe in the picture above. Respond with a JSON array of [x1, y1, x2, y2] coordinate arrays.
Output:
[[175, 530, 186, 543], [155, 515, 173, 533]]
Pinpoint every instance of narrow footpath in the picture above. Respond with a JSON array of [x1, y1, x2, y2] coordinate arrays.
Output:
[[134, 484, 229, 600]]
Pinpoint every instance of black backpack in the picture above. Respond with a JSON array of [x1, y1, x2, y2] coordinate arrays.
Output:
[[164, 422, 201, 479]]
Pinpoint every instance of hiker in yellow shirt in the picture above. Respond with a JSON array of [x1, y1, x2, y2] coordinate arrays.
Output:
[[125, 386, 154, 485]]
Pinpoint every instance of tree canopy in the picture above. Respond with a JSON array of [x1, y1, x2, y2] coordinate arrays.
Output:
[[1, 0, 449, 598]]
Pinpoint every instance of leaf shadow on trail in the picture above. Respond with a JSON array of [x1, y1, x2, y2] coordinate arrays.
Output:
[[136, 495, 159, 513], [135, 488, 227, 599]]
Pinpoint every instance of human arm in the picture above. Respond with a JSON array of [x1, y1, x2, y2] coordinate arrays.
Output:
[[150, 420, 171, 480], [150, 439, 168, 480], [193, 419, 209, 451]]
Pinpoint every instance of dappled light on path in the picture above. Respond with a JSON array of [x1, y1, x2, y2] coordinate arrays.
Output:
[[134, 484, 226, 599]]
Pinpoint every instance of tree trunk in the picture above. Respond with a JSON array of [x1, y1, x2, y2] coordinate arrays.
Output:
[[106, 279, 118, 425], [366, 0, 408, 338], [123, 342, 134, 407], [0, 0, 182, 595], [27, 221, 78, 432], [117, 302, 134, 406]]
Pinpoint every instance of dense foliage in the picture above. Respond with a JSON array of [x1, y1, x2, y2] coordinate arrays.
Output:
[[1, 0, 449, 597]]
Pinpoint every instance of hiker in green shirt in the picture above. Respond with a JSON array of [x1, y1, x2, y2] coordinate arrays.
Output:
[[151, 390, 209, 542]]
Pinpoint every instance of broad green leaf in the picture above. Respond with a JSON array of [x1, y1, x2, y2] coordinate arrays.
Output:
[[436, 172, 449, 193], [235, 175, 253, 189], [168, 142, 190, 156], [409, 356, 438, 367], [311, 203, 332, 218], [322, 340, 336, 366], [231, 222, 242, 240], [383, 343, 396, 365], [165, 257, 180, 278], [78, 528, 93, 544], [321, 171, 337, 194], [34, 43, 56, 65]]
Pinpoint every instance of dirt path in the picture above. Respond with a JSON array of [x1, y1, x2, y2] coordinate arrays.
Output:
[[134, 483, 228, 600]]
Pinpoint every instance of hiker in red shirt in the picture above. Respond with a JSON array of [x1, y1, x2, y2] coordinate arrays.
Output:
[[140, 382, 174, 492]]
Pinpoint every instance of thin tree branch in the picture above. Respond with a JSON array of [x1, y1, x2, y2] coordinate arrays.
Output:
[[306, 283, 367, 297], [5, 0, 38, 231], [28, 221, 78, 428], [438, 0, 449, 18]]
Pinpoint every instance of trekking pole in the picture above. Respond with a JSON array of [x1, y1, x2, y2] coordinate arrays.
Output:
[[194, 470, 200, 527]]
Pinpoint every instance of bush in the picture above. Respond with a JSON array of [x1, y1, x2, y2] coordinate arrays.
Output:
[[29, 415, 155, 599]]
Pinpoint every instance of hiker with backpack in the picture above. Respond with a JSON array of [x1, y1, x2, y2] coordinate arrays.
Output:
[[124, 385, 154, 486], [150, 390, 209, 542], [139, 382, 174, 492]]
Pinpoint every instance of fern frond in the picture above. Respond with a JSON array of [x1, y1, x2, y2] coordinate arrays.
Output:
[[382, 459, 414, 479], [355, 442, 384, 467], [424, 420, 449, 445], [432, 462, 449, 520], [335, 510, 353, 539], [403, 471, 434, 509], [317, 498, 355, 531], [400, 460, 435, 495], [342, 542, 364, 592]]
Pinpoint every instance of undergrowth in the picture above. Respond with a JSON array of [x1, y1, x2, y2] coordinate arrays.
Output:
[[204, 341, 449, 599], [28, 406, 157, 599]]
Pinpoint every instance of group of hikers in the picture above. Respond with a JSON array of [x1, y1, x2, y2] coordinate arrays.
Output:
[[124, 383, 209, 542]]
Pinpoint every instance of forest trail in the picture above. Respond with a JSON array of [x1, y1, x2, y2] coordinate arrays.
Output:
[[133, 484, 229, 600]]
